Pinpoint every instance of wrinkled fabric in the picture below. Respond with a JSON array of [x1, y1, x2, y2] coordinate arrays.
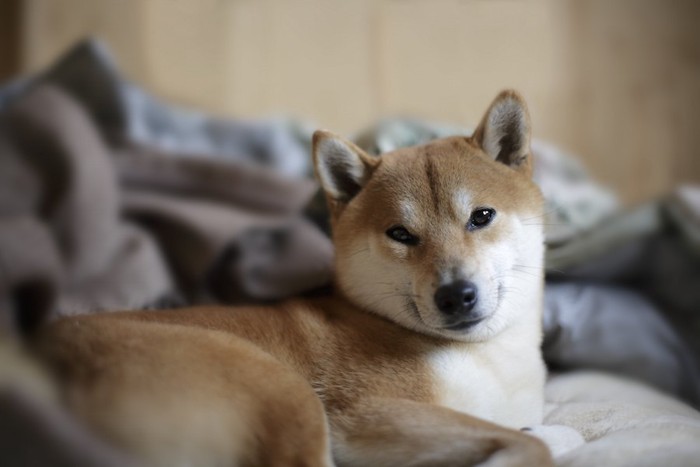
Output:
[[543, 284, 700, 405], [0, 86, 171, 331], [544, 372, 700, 466], [122, 190, 331, 303], [0, 84, 332, 335], [0, 39, 313, 178], [543, 195, 700, 406], [0, 217, 61, 334]]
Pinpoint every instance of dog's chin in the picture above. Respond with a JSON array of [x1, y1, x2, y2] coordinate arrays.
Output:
[[431, 314, 498, 342]]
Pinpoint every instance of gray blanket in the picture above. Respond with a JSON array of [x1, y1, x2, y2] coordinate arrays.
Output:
[[0, 83, 332, 330]]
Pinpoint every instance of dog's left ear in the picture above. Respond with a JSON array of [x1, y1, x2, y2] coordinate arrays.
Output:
[[313, 130, 379, 204], [473, 90, 532, 175]]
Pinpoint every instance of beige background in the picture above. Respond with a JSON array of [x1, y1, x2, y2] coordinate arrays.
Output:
[[17, 0, 700, 204]]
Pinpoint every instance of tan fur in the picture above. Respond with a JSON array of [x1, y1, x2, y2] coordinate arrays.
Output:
[[32, 90, 553, 466]]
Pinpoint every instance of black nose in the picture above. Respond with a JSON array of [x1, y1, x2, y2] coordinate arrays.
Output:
[[434, 280, 478, 315]]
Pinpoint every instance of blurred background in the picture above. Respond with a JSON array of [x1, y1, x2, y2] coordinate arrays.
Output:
[[2, 1, 700, 465], [1, 0, 698, 202]]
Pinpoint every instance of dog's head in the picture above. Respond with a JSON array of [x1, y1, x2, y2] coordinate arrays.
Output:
[[313, 90, 545, 342]]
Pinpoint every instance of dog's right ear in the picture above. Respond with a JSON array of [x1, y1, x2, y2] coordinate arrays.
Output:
[[472, 90, 532, 176], [313, 130, 379, 204]]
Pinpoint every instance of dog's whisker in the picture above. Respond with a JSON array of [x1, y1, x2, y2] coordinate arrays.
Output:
[[512, 264, 545, 270], [520, 209, 558, 222], [522, 224, 566, 228], [510, 268, 542, 279], [543, 268, 568, 275], [509, 264, 568, 276]]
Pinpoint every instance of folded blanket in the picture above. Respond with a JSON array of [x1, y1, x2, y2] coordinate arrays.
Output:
[[0, 84, 332, 335], [0, 85, 172, 332]]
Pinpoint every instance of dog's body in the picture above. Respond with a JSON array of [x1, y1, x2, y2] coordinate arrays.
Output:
[[34, 91, 553, 466]]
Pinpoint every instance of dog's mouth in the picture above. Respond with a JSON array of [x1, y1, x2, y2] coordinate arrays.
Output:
[[442, 317, 486, 332], [405, 296, 488, 334]]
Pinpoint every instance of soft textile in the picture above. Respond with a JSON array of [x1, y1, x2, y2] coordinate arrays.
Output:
[[0, 84, 332, 334], [545, 372, 700, 466]]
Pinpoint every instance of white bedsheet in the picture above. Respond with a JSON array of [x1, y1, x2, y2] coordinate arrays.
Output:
[[544, 372, 700, 466]]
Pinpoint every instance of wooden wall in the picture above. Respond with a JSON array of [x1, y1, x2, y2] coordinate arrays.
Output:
[[17, 0, 700, 204], [563, 0, 700, 205]]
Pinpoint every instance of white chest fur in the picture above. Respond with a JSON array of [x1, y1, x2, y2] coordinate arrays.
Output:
[[429, 331, 546, 429]]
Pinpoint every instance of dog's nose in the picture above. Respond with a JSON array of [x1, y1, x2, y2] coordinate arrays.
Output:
[[434, 280, 478, 315]]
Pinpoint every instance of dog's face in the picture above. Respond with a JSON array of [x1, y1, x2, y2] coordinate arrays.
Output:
[[314, 91, 545, 342]]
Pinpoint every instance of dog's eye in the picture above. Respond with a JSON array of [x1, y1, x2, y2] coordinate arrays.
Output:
[[468, 208, 496, 230], [386, 226, 419, 245]]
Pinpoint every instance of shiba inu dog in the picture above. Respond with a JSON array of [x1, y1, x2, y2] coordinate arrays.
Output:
[[34, 90, 552, 466]]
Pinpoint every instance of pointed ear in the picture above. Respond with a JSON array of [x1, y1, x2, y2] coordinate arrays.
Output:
[[472, 90, 532, 174], [313, 130, 379, 203]]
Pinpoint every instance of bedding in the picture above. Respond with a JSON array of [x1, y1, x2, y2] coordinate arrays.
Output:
[[545, 372, 700, 466]]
